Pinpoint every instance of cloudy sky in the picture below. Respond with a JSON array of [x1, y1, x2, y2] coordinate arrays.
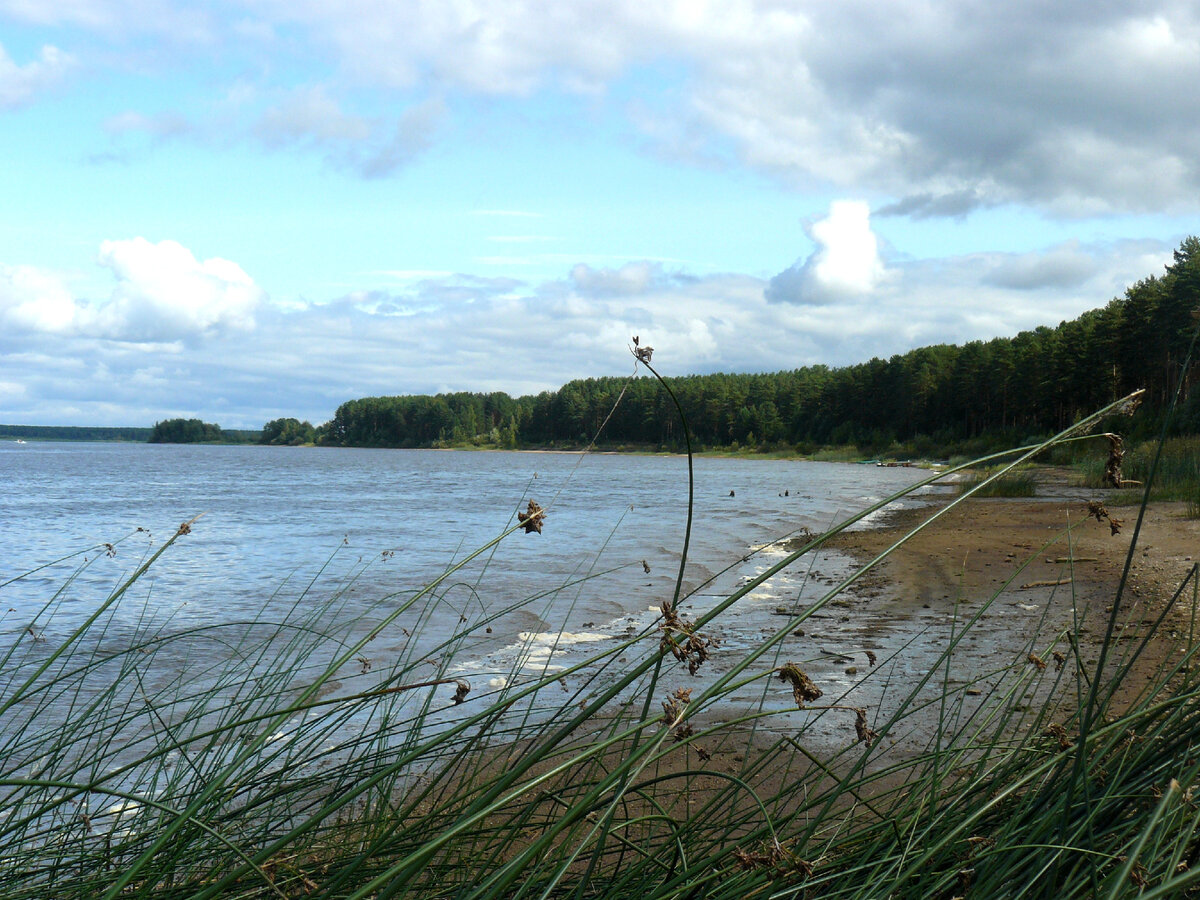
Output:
[[2, 1, 1198, 428]]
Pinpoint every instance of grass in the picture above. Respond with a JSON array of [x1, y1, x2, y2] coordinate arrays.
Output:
[[4, 384, 1200, 898], [1078, 435, 1200, 512], [957, 465, 1039, 497]]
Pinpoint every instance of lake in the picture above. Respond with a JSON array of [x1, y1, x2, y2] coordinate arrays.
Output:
[[1, 441, 937, 741]]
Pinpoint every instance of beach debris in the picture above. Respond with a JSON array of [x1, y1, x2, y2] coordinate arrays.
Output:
[[1020, 578, 1073, 589], [864, 650, 877, 667], [854, 708, 879, 747], [642, 559, 651, 573], [1044, 723, 1073, 751], [660, 601, 715, 676], [452, 679, 471, 704], [1087, 500, 1124, 535], [728, 489, 735, 497], [776, 663, 822, 708], [518, 499, 546, 534]]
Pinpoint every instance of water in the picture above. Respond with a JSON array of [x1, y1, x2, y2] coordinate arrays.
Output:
[[0, 441, 936, 743]]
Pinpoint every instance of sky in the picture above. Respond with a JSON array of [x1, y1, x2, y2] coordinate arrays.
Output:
[[2, 1, 1198, 429]]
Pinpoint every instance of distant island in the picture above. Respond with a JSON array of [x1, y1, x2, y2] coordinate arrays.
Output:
[[147, 418, 260, 444]]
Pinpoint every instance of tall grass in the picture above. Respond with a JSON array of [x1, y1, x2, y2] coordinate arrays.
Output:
[[957, 465, 1039, 497], [4, 387, 1200, 898], [1078, 435, 1200, 511]]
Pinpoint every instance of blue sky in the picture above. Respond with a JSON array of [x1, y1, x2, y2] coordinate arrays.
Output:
[[2, 1, 1198, 428]]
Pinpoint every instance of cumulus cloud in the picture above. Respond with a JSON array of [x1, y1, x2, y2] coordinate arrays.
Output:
[[766, 201, 887, 305], [0, 42, 73, 108], [0, 265, 78, 332], [93, 238, 262, 341], [1, 239, 265, 343]]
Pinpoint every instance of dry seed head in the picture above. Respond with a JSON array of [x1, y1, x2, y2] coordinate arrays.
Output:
[[1027, 653, 1047, 671], [518, 499, 546, 534], [854, 708, 879, 747], [1044, 723, 1073, 751], [777, 663, 822, 708], [452, 680, 470, 705], [659, 602, 714, 675]]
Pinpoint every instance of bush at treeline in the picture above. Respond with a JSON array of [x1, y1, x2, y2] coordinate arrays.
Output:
[[306, 237, 1200, 453]]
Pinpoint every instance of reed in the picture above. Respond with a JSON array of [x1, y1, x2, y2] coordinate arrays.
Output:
[[3, 385, 1198, 899], [957, 465, 1039, 497], [1078, 435, 1200, 511]]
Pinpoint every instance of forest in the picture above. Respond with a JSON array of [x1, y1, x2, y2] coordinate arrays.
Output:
[[305, 238, 1200, 455], [147, 418, 259, 444]]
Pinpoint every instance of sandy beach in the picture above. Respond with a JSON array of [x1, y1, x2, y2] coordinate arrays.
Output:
[[830, 470, 1197, 672], [609, 467, 1200, 818]]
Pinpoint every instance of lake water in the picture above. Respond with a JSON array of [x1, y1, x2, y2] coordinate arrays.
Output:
[[1, 441, 937, 743]]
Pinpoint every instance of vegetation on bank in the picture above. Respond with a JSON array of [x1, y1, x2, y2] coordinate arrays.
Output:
[[4, 378, 1200, 898], [0, 424, 153, 442]]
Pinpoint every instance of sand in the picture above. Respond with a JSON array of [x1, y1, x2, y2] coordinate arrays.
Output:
[[819, 468, 1199, 724]]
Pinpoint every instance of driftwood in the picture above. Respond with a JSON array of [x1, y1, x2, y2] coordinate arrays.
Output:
[[1020, 578, 1074, 589]]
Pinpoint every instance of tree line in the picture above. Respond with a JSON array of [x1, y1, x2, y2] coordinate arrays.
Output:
[[147, 419, 259, 444], [303, 238, 1200, 454]]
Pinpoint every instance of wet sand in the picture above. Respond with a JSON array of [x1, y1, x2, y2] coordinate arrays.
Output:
[[828, 469, 1198, 686], [412, 470, 1200, 855], [623, 469, 1199, 813]]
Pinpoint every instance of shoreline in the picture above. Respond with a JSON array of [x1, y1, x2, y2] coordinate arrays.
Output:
[[822, 469, 1198, 713]]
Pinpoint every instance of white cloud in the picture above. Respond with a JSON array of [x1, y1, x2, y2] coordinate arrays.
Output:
[[766, 200, 888, 305], [0, 264, 79, 333], [93, 238, 262, 341], [0, 0, 215, 41], [33, 1, 1200, 209], [0, 42, 73, 108], [806, 201, 884, 296], [0, 240, 265, 344], [232, 1, 1200, 211]]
